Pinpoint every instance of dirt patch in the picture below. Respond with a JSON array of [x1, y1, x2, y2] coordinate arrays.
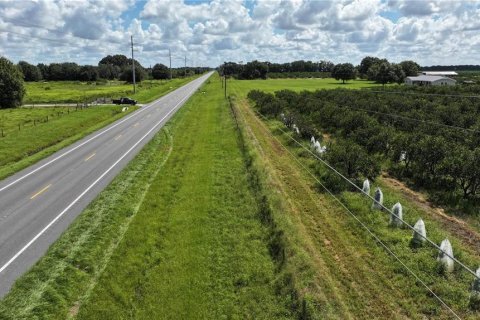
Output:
[[381, 173, 480, 255], [68, 301, 80, 318]]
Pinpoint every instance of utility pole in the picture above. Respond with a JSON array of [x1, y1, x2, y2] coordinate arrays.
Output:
[[224, 62, 227, 98], [184, 55, 187, 77], [169, 49, 172, 80], [131, 35, 136, 94]]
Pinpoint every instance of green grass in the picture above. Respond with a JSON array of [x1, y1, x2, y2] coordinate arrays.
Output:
[[0, 120, 175, 320], [24, 76, 199, 104], [0, 74, 294, 319], [76, 74, 292, 319], [239, 104, 480, 319], [227, 77, 384, 96], [228, 75, 480, 318], [0, 105, 137, 180], [0, 76, 199, 180]]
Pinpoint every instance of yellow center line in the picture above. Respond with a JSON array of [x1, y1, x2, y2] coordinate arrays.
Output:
[[134, 122, 139, 127], [30, 184, 51, 200], [84, 153, 96, 162], [114, 134, 122, 141]]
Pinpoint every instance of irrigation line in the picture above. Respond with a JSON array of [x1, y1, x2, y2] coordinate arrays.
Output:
[[248, 109, 462, 319], [255, 111, 480, 281]]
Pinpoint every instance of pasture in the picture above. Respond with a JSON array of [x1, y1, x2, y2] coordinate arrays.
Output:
[[24, 76, 199, 104], [227, 77, 385, 96]]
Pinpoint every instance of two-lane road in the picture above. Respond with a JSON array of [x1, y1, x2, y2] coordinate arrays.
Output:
[[0, 72, 212, 297]]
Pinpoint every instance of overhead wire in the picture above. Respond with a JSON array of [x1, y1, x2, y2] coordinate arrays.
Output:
[[254, 110, 480, 281], [241, 106, 463, 320]]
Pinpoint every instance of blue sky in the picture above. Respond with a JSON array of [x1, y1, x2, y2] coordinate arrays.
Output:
[[0, 0, 479, 67]]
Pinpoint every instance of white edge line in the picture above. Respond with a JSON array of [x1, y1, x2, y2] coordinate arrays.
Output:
[[0, 80, 200, 274], [0, 77, 202, 193]]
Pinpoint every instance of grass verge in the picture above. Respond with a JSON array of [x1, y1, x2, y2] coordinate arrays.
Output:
[[0, 74, 295, 319], [0, 121, 174, 320], [76, 74, 293, 319]]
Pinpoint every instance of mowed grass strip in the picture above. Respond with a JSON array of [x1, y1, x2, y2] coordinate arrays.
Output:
[[0, 125, 174, 319], [0, 106, 136, 180], [24, 76, 199, 104], [77, 75, 293, 319]]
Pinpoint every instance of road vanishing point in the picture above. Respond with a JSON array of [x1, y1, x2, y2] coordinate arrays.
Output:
[[0, 73, 212, 297]]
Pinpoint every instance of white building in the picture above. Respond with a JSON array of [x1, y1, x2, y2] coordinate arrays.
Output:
[[421, 71, 458, 76], [405, 75, 457, 86]]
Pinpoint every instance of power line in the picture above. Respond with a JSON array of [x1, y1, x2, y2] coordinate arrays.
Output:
[[242, 107, 462, 319], [255, 111, 480, 281]]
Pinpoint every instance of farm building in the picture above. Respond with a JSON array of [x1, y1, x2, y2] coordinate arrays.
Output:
[[405, 75, 457, 86], [421, 71, 458, 76]]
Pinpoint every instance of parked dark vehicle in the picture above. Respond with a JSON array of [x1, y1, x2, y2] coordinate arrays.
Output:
[[113, 97, 137, 105]]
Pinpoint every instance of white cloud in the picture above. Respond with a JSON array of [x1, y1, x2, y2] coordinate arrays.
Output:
[[0, 0, 478, 67]]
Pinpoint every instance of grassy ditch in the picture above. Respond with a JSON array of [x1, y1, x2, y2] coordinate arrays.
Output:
[[76, 74, 294, 319], [231, 92, 480, 319], [0, 122, 174, 319], [0, 74, 297, 318]]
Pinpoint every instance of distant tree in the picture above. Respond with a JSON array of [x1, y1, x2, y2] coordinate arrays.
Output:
[[373, 62, 398, 86], [240, 60, 268, 79], [37, 63, 49, 79], [0, 56, 25, 108], [120, 66, 146, 83], [391, 63, 406, 84], [98, 63, 121, 80], [152, 63, 170, 80], [318, 60, 335, 72], [359, 56, 382, 76], [400, 60, 421, 76], [78, 65, 98, 81], [17, 61, 42, 81], [332, 63, 356, 84], [221, 61, 243, 77], [99, 54, 130, 67]]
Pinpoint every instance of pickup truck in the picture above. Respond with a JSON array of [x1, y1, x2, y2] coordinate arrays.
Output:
[[113, 97, 137, 105]]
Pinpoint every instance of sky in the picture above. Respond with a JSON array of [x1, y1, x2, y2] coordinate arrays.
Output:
[[0, 0, 479, 68]]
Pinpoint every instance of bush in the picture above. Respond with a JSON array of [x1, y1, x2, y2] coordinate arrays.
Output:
[[0, 57, 25, 108]]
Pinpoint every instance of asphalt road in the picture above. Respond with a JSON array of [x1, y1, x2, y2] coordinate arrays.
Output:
[[0, 72, 212, 297]]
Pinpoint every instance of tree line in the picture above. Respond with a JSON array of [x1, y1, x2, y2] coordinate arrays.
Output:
[[16, 54, 209, 83], [248, 88, 480, 213], [219, 57, 420, 85], [0, 54, 210, 109]]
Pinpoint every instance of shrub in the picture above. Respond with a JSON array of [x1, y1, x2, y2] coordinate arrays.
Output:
[[0, 56, 26, 108]]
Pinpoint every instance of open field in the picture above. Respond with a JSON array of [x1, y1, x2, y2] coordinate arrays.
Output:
[[227, 77, 385, 96], [24, 76, 199, 104], [0, 105, 136, 180], [0, 76, 198, 180], [0, 74, 294, 319], [229, 81, 480, 318]]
